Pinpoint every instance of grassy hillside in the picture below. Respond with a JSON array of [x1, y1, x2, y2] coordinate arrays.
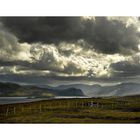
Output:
[[0, 82, 84, 97], [0, 95, 140, 123]]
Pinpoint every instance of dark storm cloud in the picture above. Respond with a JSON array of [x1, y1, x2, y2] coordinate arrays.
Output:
[[0, 74, 93, 85], [111, 59, 140, 77], [0, 60, 29, 67], [1, 17, 84, 44], [87, 17, 140, 54], [1, 16, 140, 84], [0, 72, 135, 86], [1, 17, 140, 54]]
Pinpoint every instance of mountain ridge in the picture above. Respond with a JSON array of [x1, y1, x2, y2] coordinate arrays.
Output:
[[0, 82, 84, 97], [1, 81, 140, 97], [49, 82, 140, 97]]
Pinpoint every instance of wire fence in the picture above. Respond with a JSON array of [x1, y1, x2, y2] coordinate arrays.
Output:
[[0, 100, 129, 119]]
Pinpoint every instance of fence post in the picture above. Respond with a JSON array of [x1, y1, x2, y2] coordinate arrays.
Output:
[[84, 102, 86, 107], [111, 104, 113, 109], [75, 101, 77, 108], [21, 105, 24, 112], [59, 102, 61, 107], [39, 104, 42, 113], [88, 102, 91, 107], [90, 101, 93, 107], [101, 104, 103, 109], [96, 103, 99, 108], [83, 102, 85, 107], [29, 105, 32, 111], [82, 102, 84, 107], [67, 102, 69, 108], [6, 107, 9, 117], [13, 107, 16, 115]]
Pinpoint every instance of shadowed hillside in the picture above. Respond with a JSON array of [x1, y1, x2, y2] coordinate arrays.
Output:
[[0, 82, 84, 98]]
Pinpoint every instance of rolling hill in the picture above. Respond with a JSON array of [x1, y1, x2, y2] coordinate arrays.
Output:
[[0, 82, 84, 97]]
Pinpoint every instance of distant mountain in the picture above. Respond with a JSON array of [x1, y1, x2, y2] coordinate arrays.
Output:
[[93, 82, 140, 97], [0, 82, 84, 97], [56, 84, 101, 97], [52, 82, 140, 97], [53, 88, 84, 96], [1, 81, 140, 98], [0, 82, 21, 94]]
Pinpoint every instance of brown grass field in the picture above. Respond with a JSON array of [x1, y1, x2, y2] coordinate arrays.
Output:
[[0, 96, 140, 123]]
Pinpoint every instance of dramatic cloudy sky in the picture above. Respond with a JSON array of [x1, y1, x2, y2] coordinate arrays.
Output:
[[0, 17, 140, 86]]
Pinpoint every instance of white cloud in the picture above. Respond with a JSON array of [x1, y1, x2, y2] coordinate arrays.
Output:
[[0, 23, 32, 62], [0, 34, 134, 78], [22, 41, 131, 78], [0, 17, 140, 80]]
